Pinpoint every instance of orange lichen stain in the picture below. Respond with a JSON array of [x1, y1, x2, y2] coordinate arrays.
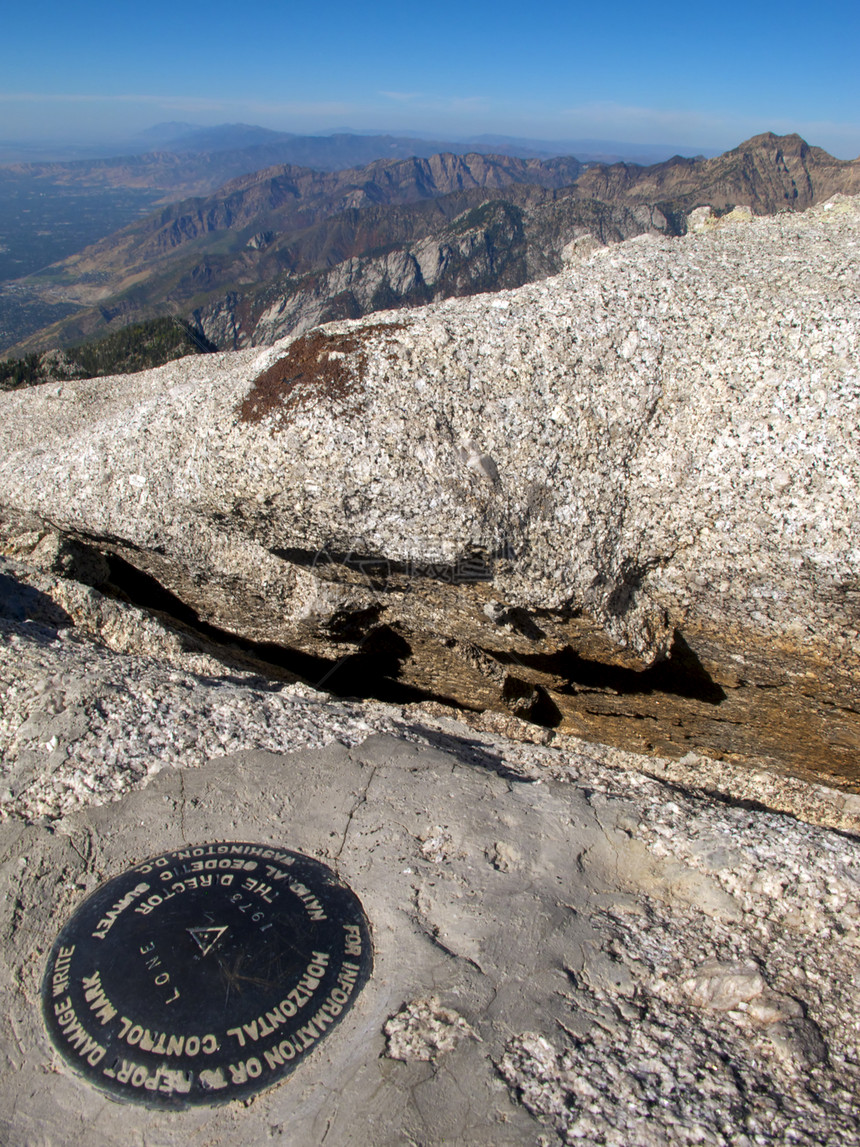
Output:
[[237, 323, 405, 427]]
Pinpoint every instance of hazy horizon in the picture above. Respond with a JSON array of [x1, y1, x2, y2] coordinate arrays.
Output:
[[3, 0, 859, 161], [0, 121, 731, 166], [2, 115, 858, 165]]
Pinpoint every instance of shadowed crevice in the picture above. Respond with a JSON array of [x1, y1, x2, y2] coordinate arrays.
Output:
[[494, 630, 726, 706], [102, 553, 469, 709], [75, 549, 723, 735]]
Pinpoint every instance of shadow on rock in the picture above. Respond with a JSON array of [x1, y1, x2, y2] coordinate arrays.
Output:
[[403, 722, 535, 782], [0, 572, 72, 630]]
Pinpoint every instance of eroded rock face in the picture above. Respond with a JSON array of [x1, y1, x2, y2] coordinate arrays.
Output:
[[1, 197, 859, 786], [192, 197, 667, 350]]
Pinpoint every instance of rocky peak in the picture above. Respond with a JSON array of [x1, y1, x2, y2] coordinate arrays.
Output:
[[731, 130, 809, 154], [2, 195, 859, 789]]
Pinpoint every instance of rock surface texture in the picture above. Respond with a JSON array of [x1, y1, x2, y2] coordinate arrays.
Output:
[[0, 582, 859, 1146], [2, 194, 859, 788], [2, 194, 860, 1146]]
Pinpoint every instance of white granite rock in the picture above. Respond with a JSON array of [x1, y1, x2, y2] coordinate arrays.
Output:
[[1, 196, 858, 675]]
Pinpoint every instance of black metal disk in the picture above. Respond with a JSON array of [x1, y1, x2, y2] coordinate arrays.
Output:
[[42, 842, 372, 1107]]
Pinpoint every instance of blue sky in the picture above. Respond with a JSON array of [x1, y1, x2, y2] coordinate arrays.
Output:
[[3, 0, 859, 156]]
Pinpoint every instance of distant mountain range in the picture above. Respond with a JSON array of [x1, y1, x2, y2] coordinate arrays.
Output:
[[0, 124, 702, 298], [0, 128, 603, 202], [0, 121, 718, 168], [2, 132, 858, 360]]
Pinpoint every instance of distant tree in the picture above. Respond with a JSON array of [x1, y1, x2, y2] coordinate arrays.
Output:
[[0, 353, 46, 391], [0, 319, 216, 390]]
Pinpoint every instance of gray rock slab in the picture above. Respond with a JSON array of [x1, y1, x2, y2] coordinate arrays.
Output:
[[2, 734, 859, 1146]]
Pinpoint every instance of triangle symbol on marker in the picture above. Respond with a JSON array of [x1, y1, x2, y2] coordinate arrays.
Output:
[[188, 926, 228, 956]]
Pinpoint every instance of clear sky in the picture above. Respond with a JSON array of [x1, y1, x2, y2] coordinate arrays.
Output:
[[3, 0, 859, 157]]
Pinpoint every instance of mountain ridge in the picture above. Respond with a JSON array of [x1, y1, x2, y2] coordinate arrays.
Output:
[[572, 132, 860, 213], [3, 133, 858, 358], [0, 134, 586, 199], [49, 152, 586, 277]]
